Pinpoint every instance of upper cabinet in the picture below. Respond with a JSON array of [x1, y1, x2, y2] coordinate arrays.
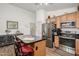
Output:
[[56, 12, 78, 28], [66, 12, 77, 20], [56, 16, 61, 28], [61, 12, 77, 21], [61, 14, 67, 22], [76, 12, 79, 28]]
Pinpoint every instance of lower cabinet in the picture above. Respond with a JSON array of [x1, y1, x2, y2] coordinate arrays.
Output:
[[33, 40, 46, 56], [54, 36, 59, 48], [76, 39, 79, 56], [0, 44, 15, 56]]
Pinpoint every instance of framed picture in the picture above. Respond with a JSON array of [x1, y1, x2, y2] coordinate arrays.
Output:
[[7, 21, 18, 29]]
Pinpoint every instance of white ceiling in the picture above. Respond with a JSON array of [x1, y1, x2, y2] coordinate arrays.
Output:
[[10, 3, 79, 12]]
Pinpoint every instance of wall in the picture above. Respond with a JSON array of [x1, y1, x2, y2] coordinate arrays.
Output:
[[0, 3, 35, 35], [47, 7, 77, 17], [36, 9, 46, 38]]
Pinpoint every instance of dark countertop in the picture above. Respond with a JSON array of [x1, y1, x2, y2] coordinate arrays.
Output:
[[76, 34, 79, 39], [0, 34, 15, 47], [0, 42, 15, 47]]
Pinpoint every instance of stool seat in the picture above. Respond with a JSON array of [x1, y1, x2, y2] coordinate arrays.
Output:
[[21, 45, 33, 53], [15, 38, 33, 56]]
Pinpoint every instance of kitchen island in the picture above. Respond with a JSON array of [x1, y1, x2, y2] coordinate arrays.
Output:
[[17, 35, 46, 56]]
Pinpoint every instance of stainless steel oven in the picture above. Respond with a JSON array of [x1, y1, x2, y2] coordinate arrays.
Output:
[[59, 30, 76, 54]]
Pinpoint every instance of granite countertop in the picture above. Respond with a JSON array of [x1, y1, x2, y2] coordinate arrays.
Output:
[[21, 39, 45, 44], [17, 35, 45, 44], [76, 34, 79, 39], [0, 42, 15, 47]]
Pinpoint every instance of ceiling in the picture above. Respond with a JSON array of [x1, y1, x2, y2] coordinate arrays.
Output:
[[10, 3, 79, 12]]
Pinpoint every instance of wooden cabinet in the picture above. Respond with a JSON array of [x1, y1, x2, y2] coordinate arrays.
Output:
[[33, 40, 46, 56], [76, 39, 79, 55], [76, 12, 79, 28], [54, 36, 59, 48], [66, 12, 76, 20], [60, 12, 76, 21], [56, 12, 77, 28], [56, 16, 61, 28], [0, 45, 15, 56], [61, 14, 67, 21]]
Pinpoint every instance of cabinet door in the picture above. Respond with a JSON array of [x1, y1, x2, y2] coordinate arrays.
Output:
[[61, 15, 67, 22], [54, 36, 59, 48], [33, 40, 46, 56], [76, 12, 79, 28], [66, 13, 76, 20], [56, 16, 61, 28], [0, 45, 15, 56], [76, 39, 79, 55]]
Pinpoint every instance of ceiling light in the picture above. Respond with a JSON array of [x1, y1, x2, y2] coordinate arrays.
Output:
[[40, 3, 43, 5], [45, 3, 48, 5], [39, 3, 48, 6]]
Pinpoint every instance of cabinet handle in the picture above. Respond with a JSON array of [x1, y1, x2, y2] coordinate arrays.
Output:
[[35, 46, 38, 50]]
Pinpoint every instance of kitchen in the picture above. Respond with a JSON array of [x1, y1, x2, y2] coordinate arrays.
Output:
[[44, 11, 79, 56], [0, 3, 79, 56]]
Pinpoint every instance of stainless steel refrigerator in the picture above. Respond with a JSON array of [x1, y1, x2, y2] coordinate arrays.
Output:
[[42, 23, 56, 48]]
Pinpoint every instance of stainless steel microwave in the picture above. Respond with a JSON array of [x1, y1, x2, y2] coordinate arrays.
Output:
[[61, 20, 75, 28]]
